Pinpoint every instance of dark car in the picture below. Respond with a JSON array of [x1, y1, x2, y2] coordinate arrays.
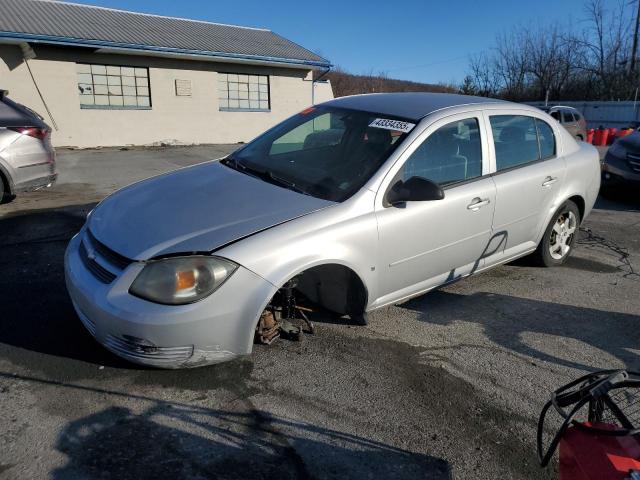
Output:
[[602, 128, 640, 188], [0, 89, 57, 203]]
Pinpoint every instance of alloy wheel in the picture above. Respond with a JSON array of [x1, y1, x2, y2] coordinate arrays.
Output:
[[549, 211, 577, 260]]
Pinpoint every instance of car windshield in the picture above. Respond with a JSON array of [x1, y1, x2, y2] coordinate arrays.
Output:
[[222, 106, 413, 202]]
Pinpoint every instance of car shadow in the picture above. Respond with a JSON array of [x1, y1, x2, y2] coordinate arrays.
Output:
[[398, 290, 640, 372], [595, 191, 640, 212], [50, 397, 451, 479], [0, 203, 134, 369]]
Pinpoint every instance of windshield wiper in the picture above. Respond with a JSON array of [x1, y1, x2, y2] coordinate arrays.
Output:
[[264, 171, 309, 196], [224, 158, 309, 196]]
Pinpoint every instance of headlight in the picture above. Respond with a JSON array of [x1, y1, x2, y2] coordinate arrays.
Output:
[[607, 141, 627, 159], [130, 256, 237, 305]]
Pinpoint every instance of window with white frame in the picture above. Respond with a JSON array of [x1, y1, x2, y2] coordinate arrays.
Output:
[[76, 63, 151, 109], [218, 73, 270, 111]]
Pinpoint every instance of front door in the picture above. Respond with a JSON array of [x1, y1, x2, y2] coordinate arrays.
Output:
[[375, 114, 497, 307]]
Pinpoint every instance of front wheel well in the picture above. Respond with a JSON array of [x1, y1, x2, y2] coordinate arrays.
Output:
[[287, 264, 368, 316]]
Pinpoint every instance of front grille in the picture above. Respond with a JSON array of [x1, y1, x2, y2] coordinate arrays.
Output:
[[627, 153, 640, 173], [86, 230, 132, 270], [103, 334, 194, 365], [79, 241, 116, 283]]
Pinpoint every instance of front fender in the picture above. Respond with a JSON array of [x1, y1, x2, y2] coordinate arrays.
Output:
[[216, 191, 379, 310]]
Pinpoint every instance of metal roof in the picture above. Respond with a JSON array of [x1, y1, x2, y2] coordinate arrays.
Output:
[[0, 0, 330, 68], [322, 92, 507, 121]]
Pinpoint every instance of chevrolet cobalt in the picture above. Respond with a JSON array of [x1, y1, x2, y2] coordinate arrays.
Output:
[[65, 93, 600, 368]]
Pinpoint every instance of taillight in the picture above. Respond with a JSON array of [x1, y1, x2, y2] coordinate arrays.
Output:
[[8, 127, 50, 140]]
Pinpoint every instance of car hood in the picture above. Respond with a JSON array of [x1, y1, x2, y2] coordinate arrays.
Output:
[[88, 161, 335, 260], [617, 131, 640, 151]]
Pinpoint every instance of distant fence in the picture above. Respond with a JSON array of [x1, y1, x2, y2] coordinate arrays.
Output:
[[526, 101, 640, 129]]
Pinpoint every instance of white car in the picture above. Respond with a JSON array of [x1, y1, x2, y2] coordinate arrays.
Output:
[[65, 93, 601, 368]]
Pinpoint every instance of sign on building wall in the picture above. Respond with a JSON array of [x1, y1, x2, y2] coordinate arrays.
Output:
[[175, 79, 192, 96]]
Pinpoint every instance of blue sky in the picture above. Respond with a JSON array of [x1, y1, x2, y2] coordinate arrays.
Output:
[[70, 0, 587, 85]]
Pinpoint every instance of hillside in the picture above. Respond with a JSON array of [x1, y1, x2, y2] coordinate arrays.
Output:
[[322, 69, 456, 98]]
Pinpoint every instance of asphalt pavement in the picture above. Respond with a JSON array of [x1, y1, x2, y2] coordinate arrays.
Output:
[[0, 146, 639, 479]]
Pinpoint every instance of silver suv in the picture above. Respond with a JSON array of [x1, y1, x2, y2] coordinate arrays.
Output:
[[540, 106, 588, 141], [0, 90, 57, 203]]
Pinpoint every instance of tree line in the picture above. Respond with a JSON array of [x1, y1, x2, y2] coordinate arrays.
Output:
[[323, 68, 455, 98], [461, 0, 640, 101]]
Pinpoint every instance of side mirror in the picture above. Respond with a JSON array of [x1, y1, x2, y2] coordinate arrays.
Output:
[[386, 176, 444, 206]]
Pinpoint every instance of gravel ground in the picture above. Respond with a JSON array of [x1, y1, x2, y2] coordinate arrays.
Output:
[[0, 146, 638, 480]]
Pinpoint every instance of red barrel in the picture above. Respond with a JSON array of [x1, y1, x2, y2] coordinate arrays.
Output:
[[586, 129, 595, 144], [607, 129, 618, 144], [618, 128, 634, 138], [594, 129, 604, 146]]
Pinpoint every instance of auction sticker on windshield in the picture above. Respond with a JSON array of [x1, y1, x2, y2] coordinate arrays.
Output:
[[369, 118, 415, 133]]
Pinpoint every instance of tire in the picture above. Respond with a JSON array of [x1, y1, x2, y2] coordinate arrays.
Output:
[[530, 200, 581, 267], [0, 174, 5, 204]]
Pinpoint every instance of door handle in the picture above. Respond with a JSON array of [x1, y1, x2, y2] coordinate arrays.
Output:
[[542, 176, 558, 187], [467, 197, 491, 211]]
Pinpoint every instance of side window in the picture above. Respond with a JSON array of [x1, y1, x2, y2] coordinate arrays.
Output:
[[490, 115, 540, 170], [550, 111, 561, 121], [562, 110, 575, 123], [402, 118, 482, 186], [536, 119, 556, 159], [490, 115, 556, 171], [270, 113, 345, 155]]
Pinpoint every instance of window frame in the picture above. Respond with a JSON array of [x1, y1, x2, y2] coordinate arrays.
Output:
[[218, 72, 271, 112], [485, 110, 559, 176], [398, 116, 485, 189], [76, 62, 152, 110], [378, 110, 491, 208]]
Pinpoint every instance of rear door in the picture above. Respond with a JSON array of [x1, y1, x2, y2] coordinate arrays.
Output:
[[483, 112, 566, 265]]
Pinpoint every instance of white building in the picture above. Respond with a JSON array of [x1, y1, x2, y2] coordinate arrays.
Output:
[[0, 0, 333, 148]]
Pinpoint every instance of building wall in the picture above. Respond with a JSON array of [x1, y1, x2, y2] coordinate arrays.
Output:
[[0, 44, 333, 148]]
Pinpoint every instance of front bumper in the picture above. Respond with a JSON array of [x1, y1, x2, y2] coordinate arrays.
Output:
[[64, 230, 276, 368], [602, 153, 640, 187]]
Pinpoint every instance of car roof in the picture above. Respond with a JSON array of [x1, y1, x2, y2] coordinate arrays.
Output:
[[548, 105, 579, 111], [0, 92, 47, 128], [321, 92, 508, 121]]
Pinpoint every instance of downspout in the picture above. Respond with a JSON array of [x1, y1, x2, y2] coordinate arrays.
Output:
[[311, 66, 331, 105], [19, 42, 58, 130]]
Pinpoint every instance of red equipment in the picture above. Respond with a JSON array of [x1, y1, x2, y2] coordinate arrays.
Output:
[[619, 128, 635, 138], [607, 129, 618, 145], [586, 129, 595, 144], [594, 128, 605, 146], [560, 424, 640, 479], [538, 370, 640, 480]]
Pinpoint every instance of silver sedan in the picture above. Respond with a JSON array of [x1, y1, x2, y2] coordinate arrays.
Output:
[[64, 93, 601, 368]]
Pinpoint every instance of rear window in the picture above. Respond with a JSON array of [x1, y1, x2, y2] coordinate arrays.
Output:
[[489, 115, 556, 171]]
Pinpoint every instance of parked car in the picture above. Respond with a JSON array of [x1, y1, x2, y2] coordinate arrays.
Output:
[[65, 93, 601, 368], [602, 127, 640, 188], [0, 90, 57, 203], [539, 106, 588, 141]]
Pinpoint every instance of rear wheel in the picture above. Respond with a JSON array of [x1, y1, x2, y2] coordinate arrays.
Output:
[[530, 201, 580, 267], [0, 173, 5, 204]]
